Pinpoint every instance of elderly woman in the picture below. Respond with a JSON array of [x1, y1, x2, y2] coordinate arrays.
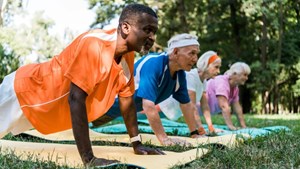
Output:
[[158, 51, 222, 138], [201, 62, 251, 130]]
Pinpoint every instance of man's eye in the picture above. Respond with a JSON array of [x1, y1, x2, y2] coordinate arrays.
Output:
[[144, 28, 151, 33]]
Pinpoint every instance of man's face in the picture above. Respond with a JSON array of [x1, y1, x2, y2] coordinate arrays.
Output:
[[127, 13, 158, 55], [206, 60, 221, 78], [175, 45, 199, 71]]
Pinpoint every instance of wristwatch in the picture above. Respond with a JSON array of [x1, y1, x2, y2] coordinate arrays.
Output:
[[130, 134, 142, 143]]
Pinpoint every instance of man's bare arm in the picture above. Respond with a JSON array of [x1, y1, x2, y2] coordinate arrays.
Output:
[[143, 99, 190, 146], [119, 96, 164, 154], [69, 83, 119, 166], [143, 99, 167, 144]]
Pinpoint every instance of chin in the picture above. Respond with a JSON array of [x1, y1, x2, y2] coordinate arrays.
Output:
[[139, 47, 150, 55], [185, 67, 192, 71]]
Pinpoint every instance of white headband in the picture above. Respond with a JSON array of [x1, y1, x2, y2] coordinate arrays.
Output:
[[168, 39, 199, 49]]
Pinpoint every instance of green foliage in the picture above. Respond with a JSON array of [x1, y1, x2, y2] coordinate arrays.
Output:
[[0, 44, 19, 83], [0, 2, 65, 82]]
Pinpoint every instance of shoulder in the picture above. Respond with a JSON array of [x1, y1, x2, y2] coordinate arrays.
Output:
[[136, 52, 166, 70], [82, 28, 117, 42], [77, 29, 117, 48], [186, 68, 198, 78], [212, 75, 227, 83]]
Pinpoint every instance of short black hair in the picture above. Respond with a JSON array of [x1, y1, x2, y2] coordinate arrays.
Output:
[[119, 4, 157, 24]]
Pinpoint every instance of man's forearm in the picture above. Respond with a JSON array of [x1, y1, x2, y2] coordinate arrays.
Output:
[[69, 84, 93, 164], [119, 96, 139, 138], [180, 102, 198, 132], [146, 109, 168, 142]]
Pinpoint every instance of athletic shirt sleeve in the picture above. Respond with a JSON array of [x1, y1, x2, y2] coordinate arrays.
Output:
[[65, 37, 110, 95], [118, 52, 135, 97], [173, 70, 190, 104], [136, 58, 161, 103], [214, 75, 230, 100]]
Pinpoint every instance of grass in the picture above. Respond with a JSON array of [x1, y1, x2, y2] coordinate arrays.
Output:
[[1, 114, 300, 168]]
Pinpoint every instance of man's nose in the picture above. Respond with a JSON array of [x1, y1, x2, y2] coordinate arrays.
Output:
[[192, 55, 198, 62]]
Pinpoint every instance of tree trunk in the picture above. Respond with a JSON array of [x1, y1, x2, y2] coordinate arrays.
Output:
[[294, 0, 300, 24], [229, 0, 241, 58], [295, 97, 300, 113], [0, 0, 7, 25], [261, 9, 268, 114], [176, 0, 188, 32], [273, 1, 284, 114]]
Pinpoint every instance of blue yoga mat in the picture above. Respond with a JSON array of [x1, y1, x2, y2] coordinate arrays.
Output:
[[92, 123, 190, 135], [91, 118, 290, 138]]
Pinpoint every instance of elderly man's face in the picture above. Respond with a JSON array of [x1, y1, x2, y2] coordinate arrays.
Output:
[[174, 45, 199, 71]]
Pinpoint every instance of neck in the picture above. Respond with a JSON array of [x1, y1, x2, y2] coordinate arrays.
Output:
[[199, 70, 209, 81], [168, 54, 180, 78], [228, 75, 236, 88], [114, 33, 129, 59]]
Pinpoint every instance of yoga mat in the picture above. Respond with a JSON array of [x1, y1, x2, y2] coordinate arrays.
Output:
[[138, 118, 188, 127], [23, 129, 243, 148], [99, 118, 290, 138], [91, 123, 190, 135], [0, 139, 207, 169]]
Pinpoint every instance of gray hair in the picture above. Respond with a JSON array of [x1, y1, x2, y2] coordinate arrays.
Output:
[[225, 62, 251, 75], [167, 33, 199, 55], [196, 50, 221, 72]]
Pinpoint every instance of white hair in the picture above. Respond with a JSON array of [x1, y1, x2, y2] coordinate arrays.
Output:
[[167, 33, 199, 55], [225, 62, 251, 75], [196, 50, 221, 72]]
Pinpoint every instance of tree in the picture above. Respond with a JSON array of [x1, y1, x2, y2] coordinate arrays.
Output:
[[0, 0, 64, 81]]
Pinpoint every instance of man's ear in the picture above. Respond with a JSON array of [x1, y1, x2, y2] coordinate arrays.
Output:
[[120, 22, 131, 36], [173, 48, 179, 58]]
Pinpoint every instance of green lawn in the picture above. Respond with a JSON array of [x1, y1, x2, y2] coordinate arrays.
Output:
[[174, 114, 300, 168], [1, 114, 299, 168]]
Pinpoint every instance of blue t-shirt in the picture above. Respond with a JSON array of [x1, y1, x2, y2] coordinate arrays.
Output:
[[106, 52, 190, 118]]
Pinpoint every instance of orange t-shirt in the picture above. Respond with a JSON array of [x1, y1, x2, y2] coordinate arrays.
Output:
[[14, 29, 135, 134]]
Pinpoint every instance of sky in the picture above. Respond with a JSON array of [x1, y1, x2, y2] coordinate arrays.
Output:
[[22, 0, 97, 38]]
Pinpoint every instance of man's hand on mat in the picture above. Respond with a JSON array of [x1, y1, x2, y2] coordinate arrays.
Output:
[[87, 157, 120, 167], [133, 141, 165, 155], [162, 137, 192, 146]]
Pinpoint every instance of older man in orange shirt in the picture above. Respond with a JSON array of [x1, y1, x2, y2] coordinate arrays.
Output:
[[0, 3, 163, 167]]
